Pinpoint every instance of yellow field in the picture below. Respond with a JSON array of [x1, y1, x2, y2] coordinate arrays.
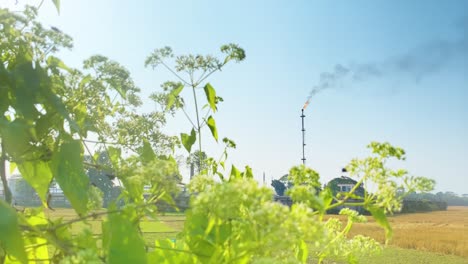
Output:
[[348, 206, 468, 258]]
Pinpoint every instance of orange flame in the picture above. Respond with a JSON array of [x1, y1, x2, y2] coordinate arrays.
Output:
[[302, 100, 310, 110]]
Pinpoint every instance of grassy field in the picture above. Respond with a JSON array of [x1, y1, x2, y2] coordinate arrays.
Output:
[[43, 206, 468, 263], [44, 208, 185, 243]]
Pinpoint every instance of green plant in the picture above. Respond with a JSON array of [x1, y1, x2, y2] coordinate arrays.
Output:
[[0, 3, 436, 264], [0, 3, 175, 263], [145, 43, 246, 171]]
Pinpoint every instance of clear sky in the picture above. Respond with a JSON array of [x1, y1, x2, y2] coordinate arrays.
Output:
[[2, 0, 467, 193]]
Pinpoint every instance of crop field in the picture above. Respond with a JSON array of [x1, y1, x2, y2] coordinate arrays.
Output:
[[316, 206, 468, 263], [44, 207, 468, 263], [348, 206, 468, 258]]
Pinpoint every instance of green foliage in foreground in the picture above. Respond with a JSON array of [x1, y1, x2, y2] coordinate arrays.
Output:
[[0, 3, 435, 264]]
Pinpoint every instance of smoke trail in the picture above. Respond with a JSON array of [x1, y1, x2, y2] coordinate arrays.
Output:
[[303, 64, 350, 109], [302, 18, 468, 109]]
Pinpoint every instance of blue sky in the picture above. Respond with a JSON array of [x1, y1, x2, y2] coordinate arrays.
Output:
[[3, 0, 467, 193]]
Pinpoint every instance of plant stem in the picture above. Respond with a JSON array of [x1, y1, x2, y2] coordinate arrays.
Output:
[[191, 85, 202, 173], [0, 140, 13, 204], [160, 61, 190, 86]]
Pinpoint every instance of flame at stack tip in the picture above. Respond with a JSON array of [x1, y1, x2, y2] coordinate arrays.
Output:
[[302, 99, 310, 110]]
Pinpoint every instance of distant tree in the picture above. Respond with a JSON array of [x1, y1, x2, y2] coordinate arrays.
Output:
[[186, 151, 208, 175], [271, 179, 286, 196], [405, 191, 468, 206], [440, 191, 468, 206]]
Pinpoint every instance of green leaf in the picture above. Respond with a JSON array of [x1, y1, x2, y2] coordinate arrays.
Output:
[[12, 62, 40, 120], [206, 116, 218, 142], [107, 146, 121, 169], [230, 165, 241, 180], [216, 172, 224, 181], [0, 60, 9, 101], [52, 0, 60, 14], [203, 83, 217, 112], [320, 188, 334, 214], [51, 139, 89, 215], [0, 119, 32, 160], [46, 56, 70, 72], [243, 165, 253, 179], [106, 212, 147, 264], [17, 161, 53, 204], [140, 139, 156, 164], [43, 91, 76, 134], [180, 128, 196, 153], [148, 239, 195, 263], [79, 75, 93, 89], [34, 114, 51, 140], [45, 91, 69, 118], [368, 206, 393, 244], [166, 84, 184, 111], [23, 209, 49, 262], [0, 201, 27, 264], [122, 175, 144, 202], [73, 103, 88, 136], [183, 211, 216, 262], [114, 83, 128, 100]]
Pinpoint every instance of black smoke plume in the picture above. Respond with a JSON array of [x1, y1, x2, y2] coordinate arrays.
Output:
[[303, 18, 468, 109]]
